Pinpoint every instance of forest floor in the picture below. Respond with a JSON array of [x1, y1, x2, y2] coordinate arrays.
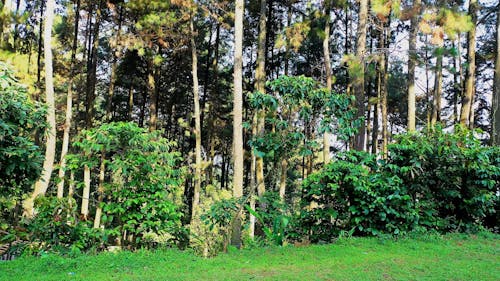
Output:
[[0, 233, 498, 281]]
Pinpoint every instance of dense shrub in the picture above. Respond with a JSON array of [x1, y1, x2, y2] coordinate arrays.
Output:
[[301, 127, 499, 241], [0, 63, 46, 229], [386, 126, 500, 232], [66, 122, 186, 250], [25, 197, 105, 255], [301, 151, 418, 242]]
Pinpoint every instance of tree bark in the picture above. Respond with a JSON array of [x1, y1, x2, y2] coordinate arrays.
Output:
[[148, 57, 158, 131], [353, 0, 368, 151], [407, 0, 421, 132], [493, 3, 500, 145], [231, 0, 244, 248], [25, 0, 56, 215], [190, 15, 202, 219], [460, 0, 477, 127], [57, 0, 80, 198], [105, 4, 123, 121], [431, 53, 443, 126], [255, 0, 266, 197], [380, 27, 389, 157], [323, 6, 331, 164]]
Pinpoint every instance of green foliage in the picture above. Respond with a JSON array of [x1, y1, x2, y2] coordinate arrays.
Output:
[[301, 150, 417, 242], [249, 75, 359, 161], [68, 122, 185, 249], [190, 187, 237, 257], [246, 192, 291, 246], [301, 127, 500, 241], [0, 62, 46, 228], [386, 125, 500, 232], [25, 196, 106, 255]]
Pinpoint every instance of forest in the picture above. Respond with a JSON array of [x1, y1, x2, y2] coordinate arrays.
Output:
[[0, 0, 499, 264]]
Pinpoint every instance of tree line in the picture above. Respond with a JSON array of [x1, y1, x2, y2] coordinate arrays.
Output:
[[0, 0, 499, 252]]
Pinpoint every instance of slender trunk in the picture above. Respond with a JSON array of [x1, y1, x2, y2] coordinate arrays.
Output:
[[36, 0, 44, 97], [492, 3, 500, 145], [279, 158, 287, 199], [323, 7, 331, 164], [82, 1, 102, 218], [255, 0, 267, 197], [25, 0, 56, 216], [190, 16, 202, 219], [85, 0, 102, 128], [353, 0, 368, 151], [407, 0, 421, 131], [453, 40, 459, 124], [231, 0, 244, 248], [284, 3, 292, 75], [371, 101, 379, 154], [249, 114, 256, 238], [460, 0, 477, 127], [380, 29, 389, 157], [431, 53, 443, 126], [57, 0, 81, 198], [128, 86, 134, 120], [148, 57, 158, 131], [93, 154, 105, 228], [13, 0, 20, 49], [105, 4, 123, 121], [425, 36, 431, 129]]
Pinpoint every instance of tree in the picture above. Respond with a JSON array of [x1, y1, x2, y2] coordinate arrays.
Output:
[[407, 0, 421, 132], [460, 0, 477, 127], [322, 3, 331, 164], [231, 0, 244, 248], [190, 5, 202, 219], [255, 0, 266, 198], [24, 0, 56, 216], [493, 3, 500, 145], [56, 0, 81, 198], [353, 0, 368, 151]]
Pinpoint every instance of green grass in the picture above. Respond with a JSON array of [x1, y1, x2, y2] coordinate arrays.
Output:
[[1, 234, 498, 281]]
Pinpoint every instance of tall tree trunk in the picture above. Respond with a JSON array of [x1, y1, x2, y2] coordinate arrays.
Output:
[[380, 29, 389, 157], [85, 0, 102, 128], [128, 86, 134, 120], [231, 0, 244, 248], [93, 154, 105, 228], [148, 57, 158, 131], [105, 4, 123, 121], [24, 0, 56, 215], [82, 0, 102, 219], [35, 0, 44, 101], [353, 0, 368, 151], [460, 0, 477, 127], [57, 0, 81, 198], [323, 7, 331, 164], [492, 3, 500, 145], [431, 53, 443, 126], [190, 15, 202, 219], [407, 0, 421, 132], [255, 0, 266, 197]]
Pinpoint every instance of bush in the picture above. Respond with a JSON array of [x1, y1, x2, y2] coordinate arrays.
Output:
[[300, 127, 500, 241], [68, 122, 186, 250], [301, 151, 418, 242], [0, 62, 46, 229], [25, 196, 106, 255], [386, 126, 500, 232]]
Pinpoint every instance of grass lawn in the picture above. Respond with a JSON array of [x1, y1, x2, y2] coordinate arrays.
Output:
[[1, 233, 498, 281]]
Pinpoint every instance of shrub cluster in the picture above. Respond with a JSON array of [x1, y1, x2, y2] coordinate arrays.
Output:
[[301, 127, 500, 242]]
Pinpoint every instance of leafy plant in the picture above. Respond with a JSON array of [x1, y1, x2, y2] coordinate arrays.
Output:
[[0, 62, 46, 229], [67, 122, 185, 249]]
